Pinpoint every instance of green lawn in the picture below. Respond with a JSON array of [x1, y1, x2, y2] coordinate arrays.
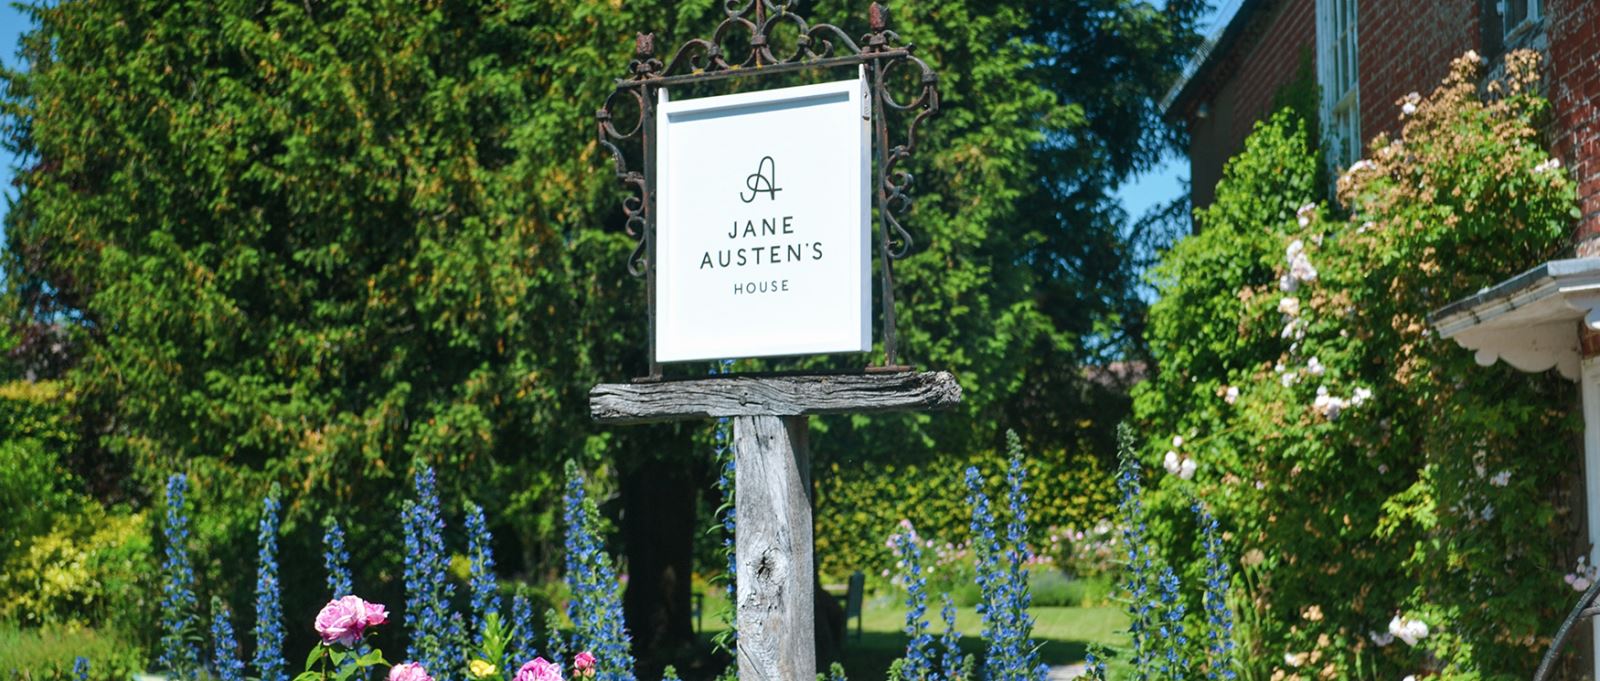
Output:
[[700, 590, 1128, 681], [0, 621, 145, 680]]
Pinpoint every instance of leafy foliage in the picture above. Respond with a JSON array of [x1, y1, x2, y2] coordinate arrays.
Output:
[[1133, 51, 1579, 678], [816, 444, 1114, 581]]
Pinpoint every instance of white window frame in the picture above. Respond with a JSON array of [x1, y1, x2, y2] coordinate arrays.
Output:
[[1498, 0, 1541, 40], [1317, 0, 1360, 171]]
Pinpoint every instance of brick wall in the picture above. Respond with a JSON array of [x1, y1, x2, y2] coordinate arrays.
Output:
[[1183, 0, 1600, 234], [1186, 0, 1316, 208], [1548, 0, 1600, 255], [1356, 1, 1479, 145]]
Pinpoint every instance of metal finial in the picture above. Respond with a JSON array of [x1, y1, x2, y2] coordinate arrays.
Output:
[[869, 2, 887, 31], [635, 33, 655, 58]]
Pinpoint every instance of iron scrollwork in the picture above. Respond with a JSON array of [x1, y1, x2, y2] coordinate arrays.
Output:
[[596, 1, 940, 377]]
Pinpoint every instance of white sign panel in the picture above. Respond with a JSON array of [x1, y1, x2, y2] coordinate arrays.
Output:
[[655, 75, 872, 363]]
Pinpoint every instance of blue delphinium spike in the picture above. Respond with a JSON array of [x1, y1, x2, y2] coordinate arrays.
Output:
[[211, 599, 245, 681], [1115, 426, 1156, 681], [545, 607, 568, 670], [323, 516, 353, 598], [893, 522, 934, 681], [964, 466, 1007, 679], [404, 464, 458, 680], [466, 502, 503, 645], [939, 594, 962, 679], [158, 473, 200, 677], [322, 516, 364, 677], [1084, 645, 1109, 681], [965, 437, 1048, 681], [1156, 566, 1190, 679], [1002, 431, 1041, 679], [563, 461, 637, 681], [509, 593, 538, 672], [1194, 503, 1238, 681], [253, 489, 286, 681], [71, 657, 89, 681]]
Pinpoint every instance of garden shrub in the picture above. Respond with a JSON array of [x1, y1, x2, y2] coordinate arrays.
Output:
[[0, 502, 155, 634], [1134, 50, 1579, 679], [815, 444, 1116, 584], [0, 380, 79, 560], [0, 380, 157, 644]]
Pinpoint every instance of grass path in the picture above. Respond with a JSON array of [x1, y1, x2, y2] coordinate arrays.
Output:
[[701, 591, 1128, 681]]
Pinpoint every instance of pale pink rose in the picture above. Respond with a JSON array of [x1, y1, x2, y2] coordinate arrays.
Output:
[[315, 595, 388, 646], [573, 652, 596, 672], [516, 658, 564, 681], [390, 662, 434, 681]]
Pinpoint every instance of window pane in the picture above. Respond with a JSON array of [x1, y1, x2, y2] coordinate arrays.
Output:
[[1508, 0, 1528, 28]]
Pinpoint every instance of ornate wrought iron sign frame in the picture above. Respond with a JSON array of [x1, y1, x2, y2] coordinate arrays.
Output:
[[596, 0, 939, 380]]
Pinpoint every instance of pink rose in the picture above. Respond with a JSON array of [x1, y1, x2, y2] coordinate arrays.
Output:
[[389, 662, 434, 681], [314, 595, 388, 646], [573, 651, 596, 676], [515, 657, 564, 681]]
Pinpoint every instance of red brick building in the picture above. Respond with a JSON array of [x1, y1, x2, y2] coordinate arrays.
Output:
[[1165, 0, 1600, 252], [1166, 1, 1600, 674]]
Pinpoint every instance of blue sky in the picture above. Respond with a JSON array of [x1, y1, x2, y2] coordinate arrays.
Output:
[[0, 2, 28, 234], [0, 2, 1237, 246], [1114, 0, 1241, 224]]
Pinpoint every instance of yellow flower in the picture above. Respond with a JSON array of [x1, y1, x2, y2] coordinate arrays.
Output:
[[469, 660, 497, 679]]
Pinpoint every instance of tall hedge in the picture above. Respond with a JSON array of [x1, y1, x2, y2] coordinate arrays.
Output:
[[1134, 51, 1581, 678]]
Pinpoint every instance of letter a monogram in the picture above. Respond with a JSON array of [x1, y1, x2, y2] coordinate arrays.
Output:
[[740, 156, 783, 203]]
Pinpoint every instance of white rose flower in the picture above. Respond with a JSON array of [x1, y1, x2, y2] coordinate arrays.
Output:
[[1389, 615, 1429, 646], [1163, 450, 1181, 475], [1224, 386, 1240, 405], [1179, 458, 1197, 481], [1278, 297, 1301, 317], [1295, 204, 1316, 227]]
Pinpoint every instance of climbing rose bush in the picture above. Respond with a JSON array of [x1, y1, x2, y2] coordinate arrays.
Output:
[[1134, 50, 1580, 679]]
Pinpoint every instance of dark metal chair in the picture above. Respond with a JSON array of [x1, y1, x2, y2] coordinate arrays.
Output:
[[1535, 577, 1600, 681], [844, 571, 865, 643]]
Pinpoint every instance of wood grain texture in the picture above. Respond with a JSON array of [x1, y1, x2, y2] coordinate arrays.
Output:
[[590, 371, 961, 424], [734, 415, 815, 681]]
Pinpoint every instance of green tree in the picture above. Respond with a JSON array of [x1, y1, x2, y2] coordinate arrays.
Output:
[[1, 0, 1202, 670]]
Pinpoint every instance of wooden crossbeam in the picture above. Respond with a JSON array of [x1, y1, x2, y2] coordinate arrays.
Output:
[[589, 371, 962, 424]]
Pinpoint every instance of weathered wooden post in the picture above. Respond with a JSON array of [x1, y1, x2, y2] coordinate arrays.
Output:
[[592, 3, 946, 679]]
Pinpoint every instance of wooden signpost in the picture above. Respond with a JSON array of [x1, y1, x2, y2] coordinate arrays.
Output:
[[592, 3, 949, 679], [591, 373, 960, 680]]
